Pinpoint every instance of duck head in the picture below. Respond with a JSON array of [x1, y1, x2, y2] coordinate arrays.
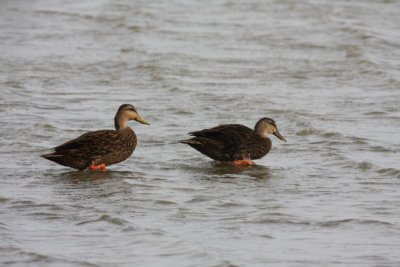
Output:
[[114, 104, 150, 130], [254, 117, 286, 142]]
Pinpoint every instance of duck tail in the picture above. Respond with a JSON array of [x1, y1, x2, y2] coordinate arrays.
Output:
[[179, 139, 202, 145], [41, 150, 62, 159]]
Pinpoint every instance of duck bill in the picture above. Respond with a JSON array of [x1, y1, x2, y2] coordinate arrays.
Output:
[[273, 130, 286, 142], [135, 114, 150, 125]]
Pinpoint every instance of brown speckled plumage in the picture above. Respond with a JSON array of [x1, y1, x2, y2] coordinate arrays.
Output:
[[180, 118, 285, 162], [41, 104, 149, 171]]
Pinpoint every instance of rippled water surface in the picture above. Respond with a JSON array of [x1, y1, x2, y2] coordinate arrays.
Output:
[[1, 0, 400, 266]]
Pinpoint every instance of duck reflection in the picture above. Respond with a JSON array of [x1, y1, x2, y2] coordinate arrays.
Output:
[[211, 162, 272, 179], [182, 161, 273, 180]]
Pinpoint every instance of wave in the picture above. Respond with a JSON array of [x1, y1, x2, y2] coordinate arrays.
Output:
[[377, 168, 400, 179], [318, 219, 395, 228], [76, 214, 128, 226]]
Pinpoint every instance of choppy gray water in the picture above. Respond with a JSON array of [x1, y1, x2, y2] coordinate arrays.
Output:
[[1, 0, 400, 266]]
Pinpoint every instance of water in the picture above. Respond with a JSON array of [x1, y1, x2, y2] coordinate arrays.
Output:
[[1, 0, 400, 266]]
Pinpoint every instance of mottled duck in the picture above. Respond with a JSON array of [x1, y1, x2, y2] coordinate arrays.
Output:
[[180, 117, 286, 165], [41, 104, 149, 172]]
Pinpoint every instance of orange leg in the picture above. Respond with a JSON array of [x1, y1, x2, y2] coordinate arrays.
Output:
[[232, 159, 255, 166], [88, 163, 107, 172]]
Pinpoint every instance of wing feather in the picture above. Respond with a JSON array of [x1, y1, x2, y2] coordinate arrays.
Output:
[[54, 130, 120, 158]]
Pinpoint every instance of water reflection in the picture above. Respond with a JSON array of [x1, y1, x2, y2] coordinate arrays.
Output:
[[182, 161, 273, 180], [208, 162, 272, 179], [56, 170, 136, 182], [58, 170, 114, 182], [48, 170, 139, 201]]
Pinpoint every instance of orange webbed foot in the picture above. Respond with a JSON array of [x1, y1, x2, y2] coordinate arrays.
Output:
[[88, 165, 97, 171], [99, 164, 106, 172], [88, 163, 107, 172], [232, 159, 255, 166]]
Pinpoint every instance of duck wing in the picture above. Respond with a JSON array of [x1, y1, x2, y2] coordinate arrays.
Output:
[[184, 124, 263, 160], [189, 124, 253, 147], [53, 130, 120, 158]]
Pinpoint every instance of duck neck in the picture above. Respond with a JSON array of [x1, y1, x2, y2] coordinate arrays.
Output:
[[114, 114, 128, 130], [257, 131, 269, 138], [254, 125, 269, 138]]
